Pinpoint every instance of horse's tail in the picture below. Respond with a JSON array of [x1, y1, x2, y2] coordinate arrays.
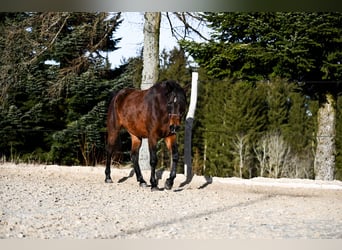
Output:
[[106, 90, 121, 151], [107, 91, 119, 133], [105, 90, 122, 181]]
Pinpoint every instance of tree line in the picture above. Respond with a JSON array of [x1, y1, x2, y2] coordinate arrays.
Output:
[[0, 12, 127, 165], [1, 12, 341, 180], [181, 12, 342, 180]]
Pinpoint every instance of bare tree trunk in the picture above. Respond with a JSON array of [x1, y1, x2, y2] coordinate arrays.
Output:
[[254, 132, 291, 178], [232, 134, 248, 178], [139, 12, 161, 170], [141, 12, 161, 90], [314, 92, 336, 181]]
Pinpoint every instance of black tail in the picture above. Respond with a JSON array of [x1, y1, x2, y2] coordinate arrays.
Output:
[[106, 90, 120, 145], [105, 90, 121, 182]]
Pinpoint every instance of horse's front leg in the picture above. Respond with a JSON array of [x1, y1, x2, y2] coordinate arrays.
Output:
[[164, 135, 178, 190], [149, 138, 158, 191], [130, 134, 147, 187]]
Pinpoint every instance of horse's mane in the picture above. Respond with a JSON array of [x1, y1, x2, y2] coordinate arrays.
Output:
[[160, 80, 182, 91], [158, 80, 185, 100]]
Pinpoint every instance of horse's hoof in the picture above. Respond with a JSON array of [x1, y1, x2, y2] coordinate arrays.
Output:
[[139, 182, 148, 188], [105, 178, 113, 183], [151, 186, 160, 192], [164, 179, 173, 190]]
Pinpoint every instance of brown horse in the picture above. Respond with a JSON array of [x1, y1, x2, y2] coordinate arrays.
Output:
[[105, 80, 187, 190]]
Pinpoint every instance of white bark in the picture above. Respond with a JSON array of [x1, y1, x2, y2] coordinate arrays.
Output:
[[232, 134, 249, 178], [139, 12, 161, 170], [314, 92, 336, 181], [254, 132, 291, 178], [141, 12, 160, 90]]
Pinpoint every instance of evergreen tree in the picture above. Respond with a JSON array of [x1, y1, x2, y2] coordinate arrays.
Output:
[[159, 47, 191, 84], [200, 80, 268, 177], [285, 87, 318, 155], [0, 12, 126, 165], [201, 79, 232, 177], [266, 79, 292, 132], [181, 12, 342, 83], [181, 12, 342, 179]]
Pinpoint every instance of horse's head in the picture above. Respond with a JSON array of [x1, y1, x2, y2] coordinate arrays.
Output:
[[163, 80, 187, 134]]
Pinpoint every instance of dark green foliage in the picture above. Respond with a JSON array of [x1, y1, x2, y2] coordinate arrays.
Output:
[[160, 47, 191, 84], [48, 60, 137, 165], [0, 12, 132, 165], [181, 12, 342, 83], [180, 12, 339, 178], [49, 72, 112, 165], [2, 12, 341, 181], [201, 78, 232, 177], [191, 75, 318, 178], [284, 89, 318, 155], [50, 100, 108, 165], [266, 80, 291, 132]]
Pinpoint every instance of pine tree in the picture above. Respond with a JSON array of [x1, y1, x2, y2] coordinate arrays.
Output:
[[266, 79, 292, 132], [201, 79, 232, 176], [159, 47, 191, 83], [181, 12, 342, 180], [198, 79, 268, 177], [0, 12, 125, 164]]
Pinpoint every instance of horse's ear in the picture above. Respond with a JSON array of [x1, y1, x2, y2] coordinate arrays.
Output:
[[161, 80, 175, 94]]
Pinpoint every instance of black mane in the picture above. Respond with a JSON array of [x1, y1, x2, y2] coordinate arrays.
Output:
[[160, 80, 186, 104]]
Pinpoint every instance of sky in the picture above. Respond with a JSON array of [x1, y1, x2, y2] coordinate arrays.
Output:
[[108, 12, 210, 68]]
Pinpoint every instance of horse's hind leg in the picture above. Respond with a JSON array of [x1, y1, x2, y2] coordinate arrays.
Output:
[[105, 129, 120, 183], [130, 134, 147, 187]]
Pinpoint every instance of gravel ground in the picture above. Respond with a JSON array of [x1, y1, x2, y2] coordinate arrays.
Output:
[[1, 163, 342, 239]]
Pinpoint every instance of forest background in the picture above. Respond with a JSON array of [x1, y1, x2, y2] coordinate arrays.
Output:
[[0, 12, 341, 180]]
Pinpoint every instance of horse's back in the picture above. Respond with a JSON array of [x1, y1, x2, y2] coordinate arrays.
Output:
[[112, 88, 151, 137], [108, 81, 184, 139], [115, 88, 148, 111]]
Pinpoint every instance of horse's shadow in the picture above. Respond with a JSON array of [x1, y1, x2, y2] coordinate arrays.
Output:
[[197, 176, 213, 189], [117, 168, 165, 185], [178, 174, 213, 191], [117, 169, 135, 183], [117, 168, 213, 191]]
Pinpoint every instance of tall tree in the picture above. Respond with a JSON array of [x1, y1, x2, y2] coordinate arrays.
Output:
[[181, 12, 342, 180], [139, 12, 161, 170], [0, 12, 124, 164], [141, 12, 161, 90], [314, 92, 336, 180]]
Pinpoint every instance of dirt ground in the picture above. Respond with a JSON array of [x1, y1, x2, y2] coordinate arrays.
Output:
[[1, 163, 342, 239]]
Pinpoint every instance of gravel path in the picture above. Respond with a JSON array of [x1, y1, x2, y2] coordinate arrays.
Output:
[[1, 163, 342, 239]]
